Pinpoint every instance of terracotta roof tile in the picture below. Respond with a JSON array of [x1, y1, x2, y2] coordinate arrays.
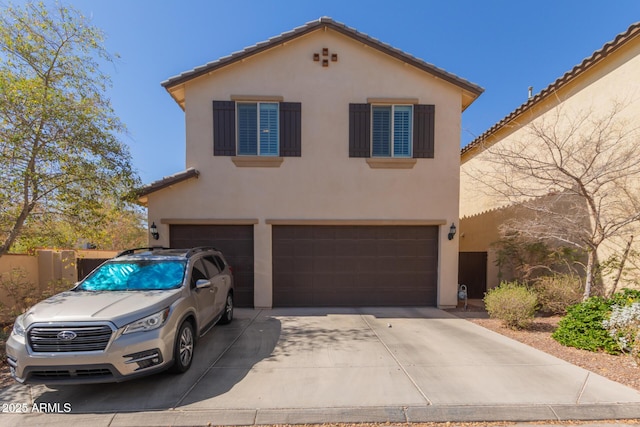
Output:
[[136, 168, 199, 199], [161, 17, 483, 100]]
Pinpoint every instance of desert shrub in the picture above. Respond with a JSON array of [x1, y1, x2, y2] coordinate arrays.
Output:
[[484, 281, 538, 329], [608, 288, 640, 306], [532, 273, 583, 315], [603, 302, 640, 365], [0, 268, 72, 324], [552, 295, 621, 354]]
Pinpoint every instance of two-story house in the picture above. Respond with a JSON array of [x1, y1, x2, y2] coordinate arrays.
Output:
[[138, 18, 483, 309]]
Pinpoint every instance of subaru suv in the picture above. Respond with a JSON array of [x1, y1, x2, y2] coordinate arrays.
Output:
[[6, 247, 234, 385]]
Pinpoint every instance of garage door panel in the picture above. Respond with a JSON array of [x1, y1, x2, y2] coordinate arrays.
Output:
[[294, 257, 314, 273], [357, 241, 380, 257], [170, 225, 254, 308], [357, 257, 380, 273], [272, 225, 438, 307], [272, 255, 292, 272], [294, 240, 313, 257], [273, 240, 294, 257], [312, 239, 335, 254]]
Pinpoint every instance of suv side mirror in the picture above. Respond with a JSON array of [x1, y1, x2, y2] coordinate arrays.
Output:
[[195, 279, 211, 289]]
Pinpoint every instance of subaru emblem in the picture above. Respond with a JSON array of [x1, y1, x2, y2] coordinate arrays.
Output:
[[57, 330, 77, 341]]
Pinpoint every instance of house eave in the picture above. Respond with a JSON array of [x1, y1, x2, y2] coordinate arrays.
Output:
[[135, 168, 199, 205], [161, 17, 483, 112]]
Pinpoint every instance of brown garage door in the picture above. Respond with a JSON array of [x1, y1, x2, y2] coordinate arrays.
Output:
[[272, 225, 438, 307], [170, 225, 254, 307]]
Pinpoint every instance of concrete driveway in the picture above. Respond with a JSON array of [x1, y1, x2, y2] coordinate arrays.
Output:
[[2, 307, 640, 426]]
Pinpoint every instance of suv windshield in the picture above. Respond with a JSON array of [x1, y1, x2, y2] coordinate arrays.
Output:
[[77, 260, 187, 291]]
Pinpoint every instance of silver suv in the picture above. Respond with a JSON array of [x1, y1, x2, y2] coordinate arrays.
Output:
[[6, 247, 234, 384]]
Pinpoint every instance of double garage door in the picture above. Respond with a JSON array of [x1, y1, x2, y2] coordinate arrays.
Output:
[[171, 224, 438, 308]]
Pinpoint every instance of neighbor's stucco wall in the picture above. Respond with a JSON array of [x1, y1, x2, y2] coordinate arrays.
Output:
[[148, 28, 467, 307], [460, 34, 640, 290]]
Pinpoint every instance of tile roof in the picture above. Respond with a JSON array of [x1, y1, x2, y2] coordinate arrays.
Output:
[[135, 168, 199, 200], [161, 17, 483, 104], [461, 21, 640, 158]]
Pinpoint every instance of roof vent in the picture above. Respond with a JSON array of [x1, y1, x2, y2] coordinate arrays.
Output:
[[528, 86, 533, 99]]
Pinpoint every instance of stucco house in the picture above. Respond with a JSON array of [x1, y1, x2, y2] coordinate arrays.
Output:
[[137, 17, 483, 309], [459, 22, 640, 297]]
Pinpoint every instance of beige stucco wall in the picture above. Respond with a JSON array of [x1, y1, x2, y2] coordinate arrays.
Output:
[[148, 28, 469, 308], [460, 33, 640, 290]]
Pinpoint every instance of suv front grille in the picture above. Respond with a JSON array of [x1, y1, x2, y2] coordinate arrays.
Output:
[[28, 325, 113, 352]]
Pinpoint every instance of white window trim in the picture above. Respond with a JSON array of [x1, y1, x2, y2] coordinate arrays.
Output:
[[371, 103, 413, 158]]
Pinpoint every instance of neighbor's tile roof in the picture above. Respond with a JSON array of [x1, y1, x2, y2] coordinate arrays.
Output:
[[461, 21, 640, 158], [161, 17, 483, 101]]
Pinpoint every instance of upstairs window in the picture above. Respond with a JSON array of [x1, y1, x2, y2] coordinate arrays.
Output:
[[213, 100, 301, 158], [237, 102, 279, 156], [349, 103, 434, 159], [372, 105, 412, 158]]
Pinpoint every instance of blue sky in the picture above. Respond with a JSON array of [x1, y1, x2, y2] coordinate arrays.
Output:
[[44, 1, 640, 183]]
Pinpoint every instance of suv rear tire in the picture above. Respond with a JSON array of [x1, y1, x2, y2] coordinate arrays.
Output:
[[169, 320, 194, 374], [219, 292, 233, 325]]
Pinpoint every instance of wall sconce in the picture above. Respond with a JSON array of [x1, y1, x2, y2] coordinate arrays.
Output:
[[150, 222, 159, 240], [447, 222, 457, 241]]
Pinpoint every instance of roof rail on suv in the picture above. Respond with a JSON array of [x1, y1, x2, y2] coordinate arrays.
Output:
[[116, 247, 170, 257], [185, 247, 221, 258]]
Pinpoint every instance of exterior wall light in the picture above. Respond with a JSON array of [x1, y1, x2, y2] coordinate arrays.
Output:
[[150, 222, 160, 240], [448, 222, 457, 241]]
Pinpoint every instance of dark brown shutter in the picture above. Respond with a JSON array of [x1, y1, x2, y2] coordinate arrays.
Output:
[[213, 100, 236, 156], [349, 103, 370, 157], [413, 104, 435, 158], [279, 102, 301, 157]]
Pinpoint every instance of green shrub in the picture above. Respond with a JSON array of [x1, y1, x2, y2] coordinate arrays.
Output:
[[484, 281, 538, 329], [608, 288, 640, 306], [532, 273, 584, 315], [552, 296, 621, 354]]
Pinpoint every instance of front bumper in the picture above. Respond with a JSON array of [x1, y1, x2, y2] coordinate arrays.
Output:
[[6, 322, 175, 385]]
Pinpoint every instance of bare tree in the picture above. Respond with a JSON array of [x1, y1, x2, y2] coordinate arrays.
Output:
[[469, 101, 640, 299]]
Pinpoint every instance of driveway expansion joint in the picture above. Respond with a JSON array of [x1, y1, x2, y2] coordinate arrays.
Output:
[[359, 313, 433, 405]]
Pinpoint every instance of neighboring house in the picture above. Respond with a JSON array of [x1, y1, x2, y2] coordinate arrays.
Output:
[[459, 22, 640, 297], [137, 17, 483, 308]]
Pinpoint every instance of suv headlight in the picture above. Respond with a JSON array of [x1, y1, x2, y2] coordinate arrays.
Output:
[[12, 314, 25, 337], [123, 308, 170, 335]]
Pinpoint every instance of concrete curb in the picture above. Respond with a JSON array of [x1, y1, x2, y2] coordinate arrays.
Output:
[[6, 403, 640, 427]]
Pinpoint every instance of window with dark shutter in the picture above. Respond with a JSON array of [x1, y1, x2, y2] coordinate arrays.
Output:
[[213, 99, 301, 158], [280, 102, 301, 157], [350, 102, 434, 160], [349, 103, 371, 157], [213, 101, 236, 156], [413, 104, 435, 158]]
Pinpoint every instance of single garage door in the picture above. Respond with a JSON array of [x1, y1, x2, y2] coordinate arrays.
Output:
[[272, 225, 438, 307], [170, 225, 254, 307]]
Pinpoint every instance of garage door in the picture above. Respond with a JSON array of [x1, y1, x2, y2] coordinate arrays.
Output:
[[272, 225, 438, 307], [170, 225, 254, 307]]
